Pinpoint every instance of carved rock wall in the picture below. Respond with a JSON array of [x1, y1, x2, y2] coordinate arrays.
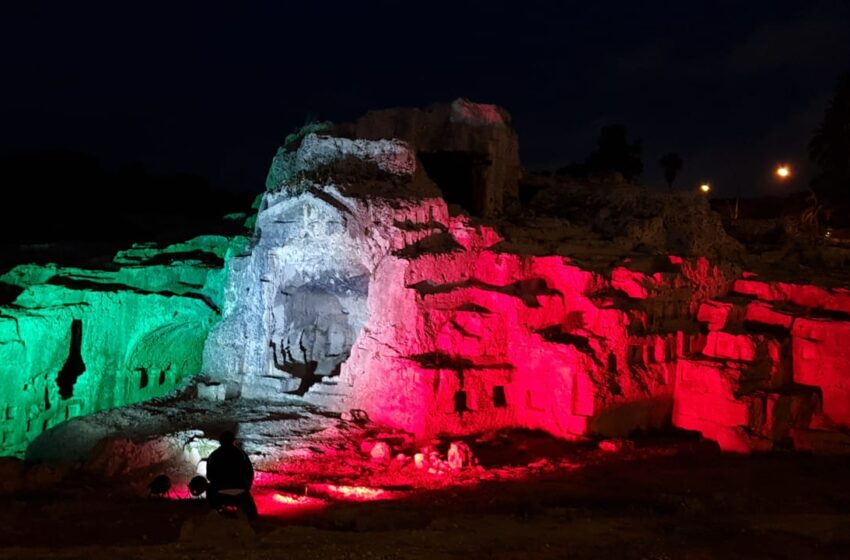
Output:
[[671, 278, 850, 452], [0, 236, 244, 456], [205, 115, 850, 454]]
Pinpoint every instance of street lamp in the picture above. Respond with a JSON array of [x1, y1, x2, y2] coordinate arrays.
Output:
[[775, 165, 791, 179], [699, 183, 711, 193]]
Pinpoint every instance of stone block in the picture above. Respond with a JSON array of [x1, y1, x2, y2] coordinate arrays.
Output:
[[197, 382, 227, 401]]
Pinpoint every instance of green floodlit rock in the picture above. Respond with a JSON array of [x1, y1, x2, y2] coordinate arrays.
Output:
[[0, 235, 249, 457]]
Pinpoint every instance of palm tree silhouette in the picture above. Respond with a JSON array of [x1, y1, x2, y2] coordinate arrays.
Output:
[[659, 152, 683, 190]]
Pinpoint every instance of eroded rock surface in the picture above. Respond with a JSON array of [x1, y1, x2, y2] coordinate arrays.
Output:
[[338, 98, 521, 217], [0, 236, 247, 456], [5, 99, 849, 462], [204, 101, 850, 454]]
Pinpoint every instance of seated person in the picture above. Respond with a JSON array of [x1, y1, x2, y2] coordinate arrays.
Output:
[[205, 431, 257, 519]]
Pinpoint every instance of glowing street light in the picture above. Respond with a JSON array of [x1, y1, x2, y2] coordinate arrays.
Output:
[[699, 183, 711, 193], [775, 165, 791, 179]]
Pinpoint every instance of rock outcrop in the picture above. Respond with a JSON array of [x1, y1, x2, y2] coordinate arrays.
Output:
[[4, 99, 849, 461], [337, 98, 521, 217], [673, 279, 850, 453], [0, 236, 247, 456], [524, 176, 744, 261], [204, 101, 850, 454]]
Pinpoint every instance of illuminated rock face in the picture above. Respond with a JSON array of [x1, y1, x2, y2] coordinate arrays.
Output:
[[0, 236, 247, 456], [673, 279, 850, 452], [203, 134, 446, 397], [207, 114, 850, 453], [347, 239, 848, 451], [7, 100, 846, 458], [341, 249, 712, 440], [202, 130, 693, 441]]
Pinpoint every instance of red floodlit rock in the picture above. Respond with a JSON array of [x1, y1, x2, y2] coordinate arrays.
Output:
[[611, 267, 657, 299], [199, 110, 850, 457], [744, 302, 793, 330], [734, 279, 850, 315], [447, 441, 475, 470], [697, 301, 735, 331], [792, 318, 850, 426], [673, 357, 820, 452], [598, 438, 634, 453], [369, 441, 392, 462], [673, 359, 767, 452], [701, 331, 757, 362], [674, 360, 749, 424]]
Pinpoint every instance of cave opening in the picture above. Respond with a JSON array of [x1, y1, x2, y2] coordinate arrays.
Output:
[[56, 319, 86, 400], [418, 151, 489, 216]]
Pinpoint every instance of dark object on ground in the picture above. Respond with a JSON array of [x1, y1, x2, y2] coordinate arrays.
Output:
[[148, 474, 171, 497], [206, 432, 257, 519], [188, 475, 208, 497]]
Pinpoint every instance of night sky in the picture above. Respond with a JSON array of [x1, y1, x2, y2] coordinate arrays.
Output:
[[2, 1, 849, 199]]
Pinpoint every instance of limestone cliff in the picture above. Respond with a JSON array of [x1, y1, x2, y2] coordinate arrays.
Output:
[[0, 236, 247, 456], [203, 102, 850, 453]]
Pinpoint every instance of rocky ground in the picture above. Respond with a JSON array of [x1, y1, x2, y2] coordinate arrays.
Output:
[[2, 394, 850, 559]]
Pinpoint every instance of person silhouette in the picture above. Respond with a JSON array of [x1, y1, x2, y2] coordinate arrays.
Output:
[[205, 431, 257, 519]]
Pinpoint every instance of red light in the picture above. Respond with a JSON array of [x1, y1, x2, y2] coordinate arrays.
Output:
[[272, 493, 306, 504], [254, 491, 326, 518], [306, 483, 399, 502]]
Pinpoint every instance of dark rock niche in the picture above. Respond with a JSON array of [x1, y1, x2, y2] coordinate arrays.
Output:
[[56, 319, 86, 400], [269, 271, 370, 394], [419, 150, 490, 216]]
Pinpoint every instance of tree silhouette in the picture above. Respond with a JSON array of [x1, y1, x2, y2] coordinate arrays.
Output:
[[809, 72, 850, 205], [659, 152, 684, 190], [585, 124, 643, 183]]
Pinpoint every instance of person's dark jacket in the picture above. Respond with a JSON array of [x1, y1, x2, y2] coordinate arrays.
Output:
[[206, 444, 254, 491]]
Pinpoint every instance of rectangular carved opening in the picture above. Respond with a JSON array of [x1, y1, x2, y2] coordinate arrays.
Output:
[[493, 386, 507, 408], [454, 390, 468, 413]]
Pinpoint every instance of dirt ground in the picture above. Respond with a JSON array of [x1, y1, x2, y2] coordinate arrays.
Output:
[[2, 432, 850, 560]]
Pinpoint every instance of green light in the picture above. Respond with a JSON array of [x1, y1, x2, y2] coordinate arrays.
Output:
[[0, 235, 248, 457]]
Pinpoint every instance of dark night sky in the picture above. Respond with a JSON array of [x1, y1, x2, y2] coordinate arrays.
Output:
[[2, 0, 849, 199]]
